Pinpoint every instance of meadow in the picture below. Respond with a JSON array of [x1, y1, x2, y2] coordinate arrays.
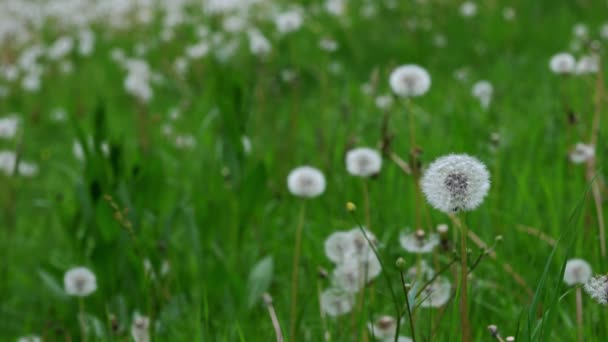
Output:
[[1, 0, 608, 341]]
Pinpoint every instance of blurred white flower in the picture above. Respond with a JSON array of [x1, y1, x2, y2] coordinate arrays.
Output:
[[368, 315, 398, 339], [324, 230, 353, 264], [433, 34, 447, 48], [275, 10, 303, 34], [78, 29, 95, 56], [131, 314, 150, 342], [0, 115, 19, 139], [248, 30, 272, 57], [471, 80, 493, 109], [325, 0, 346, 16], [332, 255, 381, 293], [346, 147, 382, 177], [400, 229, 439, 254], [48, 36, 74, 60], [569, 143, 594, 164], [459, 2, 477, 18], [584, 275, 608, 305], [375, 94, 393, 110], [601, 23, 608, 40], [17, 336, 41, 342], [22, 72, 41, 92], [418, 276, 451, 308], [287, 166, 326, 198], [572, 23, 588, 40], [175, 134, 196, 149], [564, 259, 592, 286], [320, 288, 354, 316], [0, 150, 38, 177], [319, 38, 338, 52], [549, 52, 575, 74], [223, 15, 247, 33], [503, 7, 516, 21], [389, 64, 431, 97], [421, 154, 490, 213], [186, 42, 210, 59], [241, 136, 252, 154], [64, 267, 97, 297], [575, 55, 599, 75]]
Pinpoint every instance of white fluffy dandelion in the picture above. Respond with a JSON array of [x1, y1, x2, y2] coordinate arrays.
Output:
[[131, 314, 150, 342], [324, 231, 355, 264], [287, 166, 326, 198], [549, 53, 576, 74], [575, 55, 599, 75], [368, 315, 398, 339], [275, 10, 303, 34], [389, 65, 431, 97], [346, 147, 382, 177], [375, 94, 394, 110], [584, 275, 608, 305], [64, 267, 97, 297], [320, 288, 355, 316], [400, 229, 439, 254], [459, 2, 477, 18], [471, 80, 493, 109], [332, 255, 381, 293], [569, 143, 594, 164], [421, 154, 490, 213], [0, 115, 19, 139], [564, 259, 592, 286], [418, 276, 451, 308]]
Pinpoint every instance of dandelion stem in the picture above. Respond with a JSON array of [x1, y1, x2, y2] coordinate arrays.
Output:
[[348, 211, 401, 342], [405, 99, 422, 230], [363, 180, 371, 229], [456, 213, 471, 342], [316, 280, 330, 342], [289, 202, 306, 342], [399, 270, 417, 342], [576, 287, 584, 342], [263, 293, 284, 342], [78, 297, 87, 342]]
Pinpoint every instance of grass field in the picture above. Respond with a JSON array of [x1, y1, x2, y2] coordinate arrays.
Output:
[[1, 0, 608, 341]]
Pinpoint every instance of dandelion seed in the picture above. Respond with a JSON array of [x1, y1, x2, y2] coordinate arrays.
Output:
[[418, 276, 451, 308], [549, 53, 576, 74], [346, 147, 382, 177], [569, 143, 594, 164], [325, 0, 346, 16], [64, 267, 97, 297], [564, 259, 592, 286], [131, 314, 150, 342], [584, 275, 608, 305], [421, 154, 490, 214], [320, 288, 355, 317], [400, 229, 439, 254], [367, 315, 398, 339], [459, 2, 477, 18], [287, 166, 326, 198], [389, 64, 431, 97]]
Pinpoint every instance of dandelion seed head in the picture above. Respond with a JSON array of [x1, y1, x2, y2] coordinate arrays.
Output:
[[131, 313, 150, 342], [564, 259, 592, 286], [367, 315, 398, 339], [324, 231, 355, 264], [569, 143, 594, 164], [419, 276, 451, 308], [549, 52, 576, 74], [332, 255, 381, 292], [287, 166, 326, 198], [575, 55, 599, 75], [389, 64, 431, 97], [346, 147, 382, 177], [459, 2, 477, 18], [275, 10, 303, 34], [320, 288, 354, 316], [64, 266, 97, 297], [584, 275, 608, 305], [421, 154, 490, 214]]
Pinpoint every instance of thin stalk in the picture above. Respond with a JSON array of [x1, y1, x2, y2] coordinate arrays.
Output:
[[399, 270, 417, 342], [289, 202, 306, 342], [79, 298, 87, 342], [405, 99, 422, 229], [349, 212, 401, 342], [363, 180, 371, 229], [456, 213, 471, 342], [576, 287, 583, 342], [263, 293, 284, 342], [317, 280, 331, 342]]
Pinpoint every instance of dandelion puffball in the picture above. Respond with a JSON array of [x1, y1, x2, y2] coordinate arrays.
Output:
[[320, 288, 355, 316], [584, 275, 608, 305], [131, 314, 151, 342], [421, 154, 490, 214], [569, 143, 594, 164], [418, 276, 451, 308], [389, 64, 431, 97], [346, 147, 382, 177], [64, 266, 97, 297], [400, 230, 440, 254], [368, 315, 398, 339], [549, 53, 575, 74], [287, 166, 326, 198], [564, 259, 592, 286]]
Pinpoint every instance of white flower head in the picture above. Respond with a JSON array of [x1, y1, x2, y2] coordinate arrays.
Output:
[[275, 10, 303, 34], [400, 229, 439, 254], [346, 147, 382, 177], [418, 276, 451, 308], [564, 259, 592, 286], [472, 80, 493, 109], [575, 55, 599, 75], [248, 30, 272, 57], [368, 315, 398, 339], [319, 38, 338, 52], [0, 115, 19, 139], [320, 288, 355, 316], [348, 227, 379, 257], [584, 275, 608, 305], [324, 231, 355, 264], [332, 256, 381, 293], [503, 7, 516, 21], [459, 2, 477, 18], [287, 166, 326, 198], [375, 94, 394, 110], [601, 23, 608, 40], [573, 23, 588, 39], [389, 64, 431, 97], [569, 143, 594, 164], [131, 313, 150, 342], [421, 154, 490, 213], [549, 53, 576, 74], [406, 260, 435, 282], [64, 267, 97, 297]]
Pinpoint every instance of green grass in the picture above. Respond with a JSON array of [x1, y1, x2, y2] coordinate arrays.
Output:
[[1, 0, 608, 341]]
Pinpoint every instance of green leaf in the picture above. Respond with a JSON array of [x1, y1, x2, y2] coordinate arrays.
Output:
[[38, 269, 68, 300], [247, 256, 274, 309]]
